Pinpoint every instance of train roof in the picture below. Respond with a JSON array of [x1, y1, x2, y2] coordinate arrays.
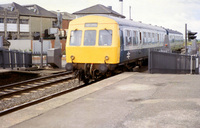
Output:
[[73, 15, 183, 35], [165, 29, 183, 35], [94, 15, 166, 32]]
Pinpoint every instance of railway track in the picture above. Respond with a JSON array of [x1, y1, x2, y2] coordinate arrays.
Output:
[[0, 66, 148, 115], [0, 71, 82, 115]]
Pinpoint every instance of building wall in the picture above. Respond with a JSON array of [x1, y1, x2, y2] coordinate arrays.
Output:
[[0, 13, 56, 40], [51, 39, 66, 54], [9, 40, 31, 51], [62, 19, 71, 29], [29, 16, 56, 38], [8, 39, 66, 54]]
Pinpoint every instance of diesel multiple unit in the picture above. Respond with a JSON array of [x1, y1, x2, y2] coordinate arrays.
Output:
[[65, 15, 183, 82]]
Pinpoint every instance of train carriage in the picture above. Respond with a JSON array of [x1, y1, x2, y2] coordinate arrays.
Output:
[[65, 15, 183, 82]]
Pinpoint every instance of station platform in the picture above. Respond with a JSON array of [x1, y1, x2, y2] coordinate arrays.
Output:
[[1, 72, 200, 128]]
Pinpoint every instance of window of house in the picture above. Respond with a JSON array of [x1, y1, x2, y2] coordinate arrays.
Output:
[[52, 21, 57, 28], [69, 30, 82, 46], [99, 30, 112, 46], [7, 18, 17, 23], [20, 19, 29, 24], [84, 30, 96, 46], [0, 18, 4, 23]]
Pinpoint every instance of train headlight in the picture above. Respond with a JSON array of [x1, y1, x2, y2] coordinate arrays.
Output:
[[105, 56, 109, 61], [71, 55, 75, 60]]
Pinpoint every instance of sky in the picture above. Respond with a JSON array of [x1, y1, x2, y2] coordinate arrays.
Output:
[[0, 0, 200, 39]]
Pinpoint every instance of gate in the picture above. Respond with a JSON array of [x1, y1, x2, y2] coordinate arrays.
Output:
[[148, 49, 199, 74]]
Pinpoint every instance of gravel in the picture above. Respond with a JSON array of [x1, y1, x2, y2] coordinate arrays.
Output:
[[0, 78, 83, 111]]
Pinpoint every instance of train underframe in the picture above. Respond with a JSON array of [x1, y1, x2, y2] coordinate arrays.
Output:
[[65, 58, 148, 83]]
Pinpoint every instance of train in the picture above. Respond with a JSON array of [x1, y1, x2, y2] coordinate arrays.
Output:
[[65, 15, 184, 83]]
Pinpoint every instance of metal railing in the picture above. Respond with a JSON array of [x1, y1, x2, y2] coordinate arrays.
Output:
[[32, 52, 48, 67], [0, 48, 32, 69], [148, 49, 199, 74]]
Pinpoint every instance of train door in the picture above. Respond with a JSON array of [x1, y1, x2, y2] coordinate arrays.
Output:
[[139, 32, 142, 44], [138, 31, 142, 55], [119, 29, 125, 63]]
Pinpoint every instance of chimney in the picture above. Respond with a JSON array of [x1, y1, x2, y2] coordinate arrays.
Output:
[[119, 0, 123, 15]]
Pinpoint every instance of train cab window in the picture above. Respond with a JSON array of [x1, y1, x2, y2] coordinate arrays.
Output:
[[125, 30, 132, 46], [99, 30, 112, 46], [69, 30, 82, 46], [133, 31, 138, 45], [84, 30, 96, 46]]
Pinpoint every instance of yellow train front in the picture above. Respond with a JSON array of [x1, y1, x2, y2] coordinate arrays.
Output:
[[65, 15, 120, 82]]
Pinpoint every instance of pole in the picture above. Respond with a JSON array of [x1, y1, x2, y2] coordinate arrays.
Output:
[[0, 36, 3, 48], [40, 37, 43, 68], [129, 6, 132, 20], [185, 24, 187, 54], [119, 0, 123, 15], [190, 55, 193, 74]]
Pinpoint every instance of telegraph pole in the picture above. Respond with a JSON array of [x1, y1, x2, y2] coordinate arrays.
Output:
[[40, 37, 43, 68], [185, 23, 187, 54]]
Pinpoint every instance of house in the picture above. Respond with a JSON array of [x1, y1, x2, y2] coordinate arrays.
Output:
[[51, 11, 76, 30], [0, 2, 57, 40], [73, 4, 125, 18]]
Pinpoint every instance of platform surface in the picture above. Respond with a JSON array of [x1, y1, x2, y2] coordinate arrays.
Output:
[[1, 72, 200, 128]]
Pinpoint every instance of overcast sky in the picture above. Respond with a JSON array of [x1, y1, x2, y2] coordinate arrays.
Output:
[[0, 0, 200, 39]]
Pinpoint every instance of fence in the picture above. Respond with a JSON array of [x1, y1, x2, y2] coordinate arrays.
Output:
[[32, 52, 48, 66], [0, 48, 32, 69], [148, 49, 199, 74]]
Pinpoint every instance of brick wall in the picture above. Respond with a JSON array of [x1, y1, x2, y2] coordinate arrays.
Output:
[[62, 19, 71, 29]]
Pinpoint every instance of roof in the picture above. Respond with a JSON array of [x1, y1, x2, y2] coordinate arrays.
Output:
[[24, 4, 57, 18], [51, 11, 76, 20], [61, 12, 76, 20], [97, 15, 166, 32], [0, 7, 4, 10], [0, 2, 57, 18], [0, 2, 35, 15], [73, 4, 125, 18], [165, 29, 183, 35], [99, 15, 182, 34]]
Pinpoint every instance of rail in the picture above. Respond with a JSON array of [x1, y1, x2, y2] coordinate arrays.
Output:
[[0, 71, 79, 115]]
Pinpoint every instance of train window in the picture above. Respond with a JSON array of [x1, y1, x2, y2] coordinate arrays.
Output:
[[152, 33, 155, 43], [172, 36, 175, 43], [155, 33, 158, 43], [69, 30, 82, 46], [99, 30, 112, 46], [148, 32, 151, 43], [143, 32, 147, 44], [84, 30, 96, 46], [133, 31, 138, 45], [125, 30, 132, 46]]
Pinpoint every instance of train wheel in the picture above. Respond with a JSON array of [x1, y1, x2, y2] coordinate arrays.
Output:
[[83, 78, 89, 84]]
